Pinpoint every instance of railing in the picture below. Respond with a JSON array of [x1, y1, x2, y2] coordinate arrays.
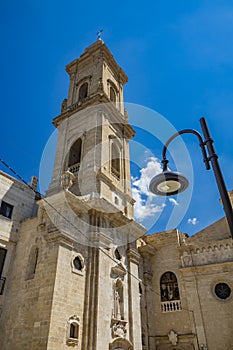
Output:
[[0, 277, 6, 295], [161, 300, 182, 312], [111, 167, 120, 180], [68, 163, 80, 175]]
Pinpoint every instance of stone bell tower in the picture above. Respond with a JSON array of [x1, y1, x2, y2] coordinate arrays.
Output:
[[0, 40, 145, 350], [47, 39, 135, 221], [42, 39, 146, 349], [0, 39, 145, 350]]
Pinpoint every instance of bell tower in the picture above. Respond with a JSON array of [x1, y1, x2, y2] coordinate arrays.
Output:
[[47, 39, 135, 221], [41, 40, 146, 349]]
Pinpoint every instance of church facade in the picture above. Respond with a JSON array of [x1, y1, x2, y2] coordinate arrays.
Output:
[[0, 40, 233, 350]]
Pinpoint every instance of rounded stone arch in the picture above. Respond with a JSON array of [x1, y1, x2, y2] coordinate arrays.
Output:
[[110, 86, 116, 103], [109, 337, 133, 350], [66, 315, 80, 345], [109, 135, 122, 180], [68, 138, 82, 167], [160, 271, 180, 302], [78, 81, 88, 101], [63, 137, 83, 174], [107, 79, 119, 104]]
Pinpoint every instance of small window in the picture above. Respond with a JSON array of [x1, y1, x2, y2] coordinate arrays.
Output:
[[114, 248, 121, 260], [70, 323, 78, 338], [71, 254, 84, 275], [215, 282, 231, 300], [0, 201, 14, 219], [73, 256, 82, 271], [67, 316, 80, 345], [78, 82, 88, 101]]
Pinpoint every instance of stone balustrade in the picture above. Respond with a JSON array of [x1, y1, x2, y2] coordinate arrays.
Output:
[[161, 300, 182, 313]]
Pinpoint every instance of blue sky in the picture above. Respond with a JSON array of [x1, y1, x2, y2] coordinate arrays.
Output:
[[1, 0, 233, 236]]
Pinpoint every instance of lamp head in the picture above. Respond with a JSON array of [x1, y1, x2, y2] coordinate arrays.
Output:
[[149, 171, 189, 196]]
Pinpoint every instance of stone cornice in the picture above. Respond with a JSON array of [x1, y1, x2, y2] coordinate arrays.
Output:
[[127, 247, 141, 265], [66, 40, 128, 85], [52, 93, 135, 139]]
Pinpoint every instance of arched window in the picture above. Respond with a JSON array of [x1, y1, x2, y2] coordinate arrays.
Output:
[[73, 256, 82, 271], [70, 322, 78, 338], [68, 138, 82, 174], [71, 254, 84, 275], [160, 271, 180, 301], [78, 82, 88, 101], [67, 316, 80, 345], [25, 246, 38, 280], [110, 86, 116, 103], [111, 143, 120, 180]]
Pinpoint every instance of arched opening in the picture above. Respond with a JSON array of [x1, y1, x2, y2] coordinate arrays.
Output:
[[70, 322, 79, 338], [114, 279, 124, 320], [78, 82, 88, 101], [111, 143, 120, 180], [160, 271, 180, 301], [109, 338, 133, 350], [67, 316, 80, 345], [114, 248, 121, 261], [73, 256, 83, 271], [110, 86, 116, 103], [68, 138, 82, 174]]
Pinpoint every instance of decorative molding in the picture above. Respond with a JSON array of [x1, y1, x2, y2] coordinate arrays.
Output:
[[127, 248, 141, 265], [111, 263, 126, 279], [111, 319, 127, 339], [168, 329, 178, 345]]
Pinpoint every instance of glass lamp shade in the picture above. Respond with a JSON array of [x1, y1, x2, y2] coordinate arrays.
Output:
[[149, 171, 189, 196]]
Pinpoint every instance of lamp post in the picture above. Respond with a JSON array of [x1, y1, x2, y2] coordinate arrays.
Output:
[[149, 117, 233, 239]]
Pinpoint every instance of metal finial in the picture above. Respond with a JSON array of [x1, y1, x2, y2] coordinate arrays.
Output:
[[97, 29, 103, 40]]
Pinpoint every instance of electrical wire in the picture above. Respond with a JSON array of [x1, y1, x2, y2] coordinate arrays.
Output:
[[0, 159, 198, 321]]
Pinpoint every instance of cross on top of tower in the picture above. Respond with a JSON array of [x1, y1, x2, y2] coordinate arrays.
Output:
[[97, 29, 103, 40]]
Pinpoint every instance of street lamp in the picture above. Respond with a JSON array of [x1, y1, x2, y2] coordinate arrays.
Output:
[[149, 117, 233, 238]]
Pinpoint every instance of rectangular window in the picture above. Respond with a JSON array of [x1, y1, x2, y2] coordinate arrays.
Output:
[[0, 201, 14, 219]]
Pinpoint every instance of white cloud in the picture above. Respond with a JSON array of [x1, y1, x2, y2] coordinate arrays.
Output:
[[132, 157, 163, 196], [188, 217, 198, 225], [132, 157, 165, 221], [169, 198, 179, 206]]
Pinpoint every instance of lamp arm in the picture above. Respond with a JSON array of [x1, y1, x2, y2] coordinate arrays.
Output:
[[161, 129, 210, 171]]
